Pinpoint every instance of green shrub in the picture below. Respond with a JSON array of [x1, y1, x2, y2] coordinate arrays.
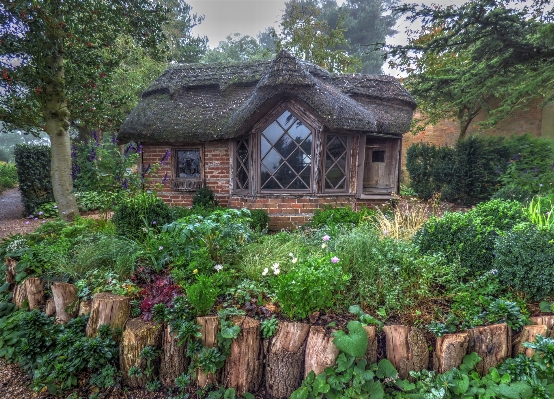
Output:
[[112, 192, 172, 240], [414, 199, 525, 277], [406, 142, 454, 200], [186, 275, 219, 316], [336, 225, 453, 314], [249, 209, 270, 232], [310, 206, 374, 228], [0, 162, 17, 192], [192, 186, 219, 209], [14, 144, 54, 216], [494, 223, 554, 300]]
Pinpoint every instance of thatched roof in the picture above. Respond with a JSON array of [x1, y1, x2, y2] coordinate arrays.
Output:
[[118, 51, 416, 144]]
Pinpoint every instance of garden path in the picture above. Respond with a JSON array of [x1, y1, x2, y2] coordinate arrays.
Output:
[[0, 187, 42, 239]]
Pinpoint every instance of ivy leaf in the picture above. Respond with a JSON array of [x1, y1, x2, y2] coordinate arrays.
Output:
[[460, 352, 481, 373], [451, 374, 470, 394], [332, 320, 368, 358], [364, 381, 385, 399], [376, 359, 398, 379]]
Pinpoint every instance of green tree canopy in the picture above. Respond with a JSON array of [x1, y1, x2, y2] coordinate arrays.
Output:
[[201, 32, 274, 63], [0, 0, 169, 220], [387, 0, 554, 138]]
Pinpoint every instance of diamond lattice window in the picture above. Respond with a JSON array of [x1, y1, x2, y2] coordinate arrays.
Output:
[[260, 110, 313, 191], [324, 135, 348, 191], [235, 138, 250, 191]]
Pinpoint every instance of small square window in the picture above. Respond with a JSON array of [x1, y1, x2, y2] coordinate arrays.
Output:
[[372, 150, 386, 163], [176, 149, 201, 178]]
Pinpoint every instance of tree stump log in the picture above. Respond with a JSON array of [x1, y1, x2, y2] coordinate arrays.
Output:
[[23, 277, 44, 310], [120, 318, 162, 388], [433, 332, 469, 373], [51, 282, 78, 324], [363, 325, 378, 365], [265, 321, 310, 399], [4, 257, 17, 284], [86, 293, 130, 338], [45, 298, 56, 317], [196, 315, 220, 387], [222, 316, 262, 396], [12, 283, 27, 309], [160, 323, 188, 388], [530, 316, 554, 337], [79, 300, 91, 316], [304, 326, 339, 378], [513, 325, 547, 357], [382, 325, 429, 379], [467, 323, 511, 375]]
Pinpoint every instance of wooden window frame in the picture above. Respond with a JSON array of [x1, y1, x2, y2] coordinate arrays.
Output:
[[232, 137, 251, 194], [171, 146, 204, 192], [323, 133, 351, 194]]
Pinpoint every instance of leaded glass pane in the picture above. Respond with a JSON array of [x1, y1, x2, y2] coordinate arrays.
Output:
[[177, 149, 200, 178], [260, 110, 313, 191], [324, 135, 348, 191], [235, 139, 249, 190]]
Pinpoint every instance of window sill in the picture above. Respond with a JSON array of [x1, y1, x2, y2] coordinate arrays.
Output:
[[171, 179, 203, 192]]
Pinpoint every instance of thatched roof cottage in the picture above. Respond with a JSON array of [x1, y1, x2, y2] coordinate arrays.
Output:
[[119, 51, 416, 229]]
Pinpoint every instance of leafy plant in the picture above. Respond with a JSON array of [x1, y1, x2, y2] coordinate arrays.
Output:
[[310, 206, 374, 229], [0, 161, 17, 193], [186, 275, 219, 317], [128, 345, 161, 384], [261, 317, 279, 339], [140, 275, 182, 321], [192, 186, 218, 209], [348, 305, 383, 329], [249, 208, 270, 232]]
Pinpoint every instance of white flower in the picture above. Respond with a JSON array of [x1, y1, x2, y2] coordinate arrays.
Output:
[[214, 264, 223, 272], [262, 268, 269, 276], [271, 262, 280, 271], [289, 252, 294, 257], [273, 268, 280, 275], [321, 243, 327, 249], [291, 257, 298, 264]]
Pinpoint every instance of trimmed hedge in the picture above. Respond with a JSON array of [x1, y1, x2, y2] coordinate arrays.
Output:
[[14, 144, 54, 216]]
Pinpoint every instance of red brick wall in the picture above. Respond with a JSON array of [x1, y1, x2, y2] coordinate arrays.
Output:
[[141, 142, 384, 229]]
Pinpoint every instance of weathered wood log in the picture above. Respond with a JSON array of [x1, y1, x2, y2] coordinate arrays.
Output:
[[382, 325, 429, 379], [467, 323, 511, 375], [45, 298, 56, 317], [120, 318, 162, 388], [530, 316, 554, 337], [23, 277, 44, 310], [4, 257, 17, 284], [160, 323, 188, 388], [222, 316, 262, 396], [196, 315, 219, 387], [51, 282, 78, 324], [513, 325, 547, 357], [304, 326, 339, 378], [12, 283, 27, 309], [86, 293, 130, 338], [363, 325, 378, 365], [79, 300, 91, 316], [265, 321, 310, 399], [433, 332, 469, 373]]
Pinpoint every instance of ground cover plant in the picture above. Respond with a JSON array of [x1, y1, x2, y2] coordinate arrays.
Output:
[[2, 189, 554, 397], [0, 161, 17, 194]]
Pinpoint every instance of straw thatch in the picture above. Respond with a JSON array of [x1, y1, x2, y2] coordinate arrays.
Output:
[[118, 51, 416, 144]]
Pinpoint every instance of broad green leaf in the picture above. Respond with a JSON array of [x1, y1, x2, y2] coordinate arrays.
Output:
[[451, 374, 470, 394], [332, 321, 368, 358], [290, 387, 309, 399], [376, 359, 398, 379], [365, 381, 385, 399]]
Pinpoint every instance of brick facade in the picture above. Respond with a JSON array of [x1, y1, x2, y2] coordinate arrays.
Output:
[[141, 142, 382, 230]]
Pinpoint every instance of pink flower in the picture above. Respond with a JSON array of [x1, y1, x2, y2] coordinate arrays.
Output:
[[25, 221, 30, 225], [322, 235, 330, 241], [331, 256, 340, 263]]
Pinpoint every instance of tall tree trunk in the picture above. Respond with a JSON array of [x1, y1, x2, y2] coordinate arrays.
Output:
[[43, 22, 79, 222]]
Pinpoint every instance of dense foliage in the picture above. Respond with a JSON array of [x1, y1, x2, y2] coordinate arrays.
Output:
[[0, 162, 18, 194]]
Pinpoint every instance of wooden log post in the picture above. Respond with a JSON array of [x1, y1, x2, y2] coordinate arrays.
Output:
[[222, 316, 262, 396], [196, 316, 220, 387], [304, 326, 339, 378], [4, 257, 17, 284], [363, 325, 378, 365], [530, 316, 554, 337], [45, 298, 56, 317], [79, 300, 91, 317], [12, 283, 27, 309], [51, 282, 78, 324], [513, 325, 547, 357], [86, 293, 130, 338], [433, 332, 469, 374], [265, 321, 310, 399], [120, 318, 162, 388], [160, 324, 188, 388], [23, 277, 44, 310], [382, 325, 429, 379], [467, 324, 511, 375]]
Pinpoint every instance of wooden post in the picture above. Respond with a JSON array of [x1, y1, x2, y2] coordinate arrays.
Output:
[[86, 293, 130, 338], [433, 332, 469, 373], [467, 324, 511, 375], [513, 325, 547, 357], [45, 298, 56, 317], [23, 277, 44, 310], [4, 257, 17, 284], [79, 300, 91, 316], [382, 325, 429, 379], [304, 326, 339, 378], [222, 316, 262, 396], [12, 283, 27, 309], [160, 324, 188, 388], [120, 318, 162, 388], [51, 282, 78, 324], [196, 316, 219, 387], [265, 321, 310, 399], [530, 316, 554, 337], [363, 325, 378, 365]]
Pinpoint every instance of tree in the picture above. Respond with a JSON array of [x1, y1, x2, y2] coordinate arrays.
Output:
[[0, 1, 168, 220], [201, 33, 274, 63], [319, 0, 399, 74], [386, 0, 554, 138], [277, 0, 361, 73]]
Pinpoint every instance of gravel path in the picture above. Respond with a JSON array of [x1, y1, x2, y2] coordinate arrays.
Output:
[[0, 188, 43, 239]]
